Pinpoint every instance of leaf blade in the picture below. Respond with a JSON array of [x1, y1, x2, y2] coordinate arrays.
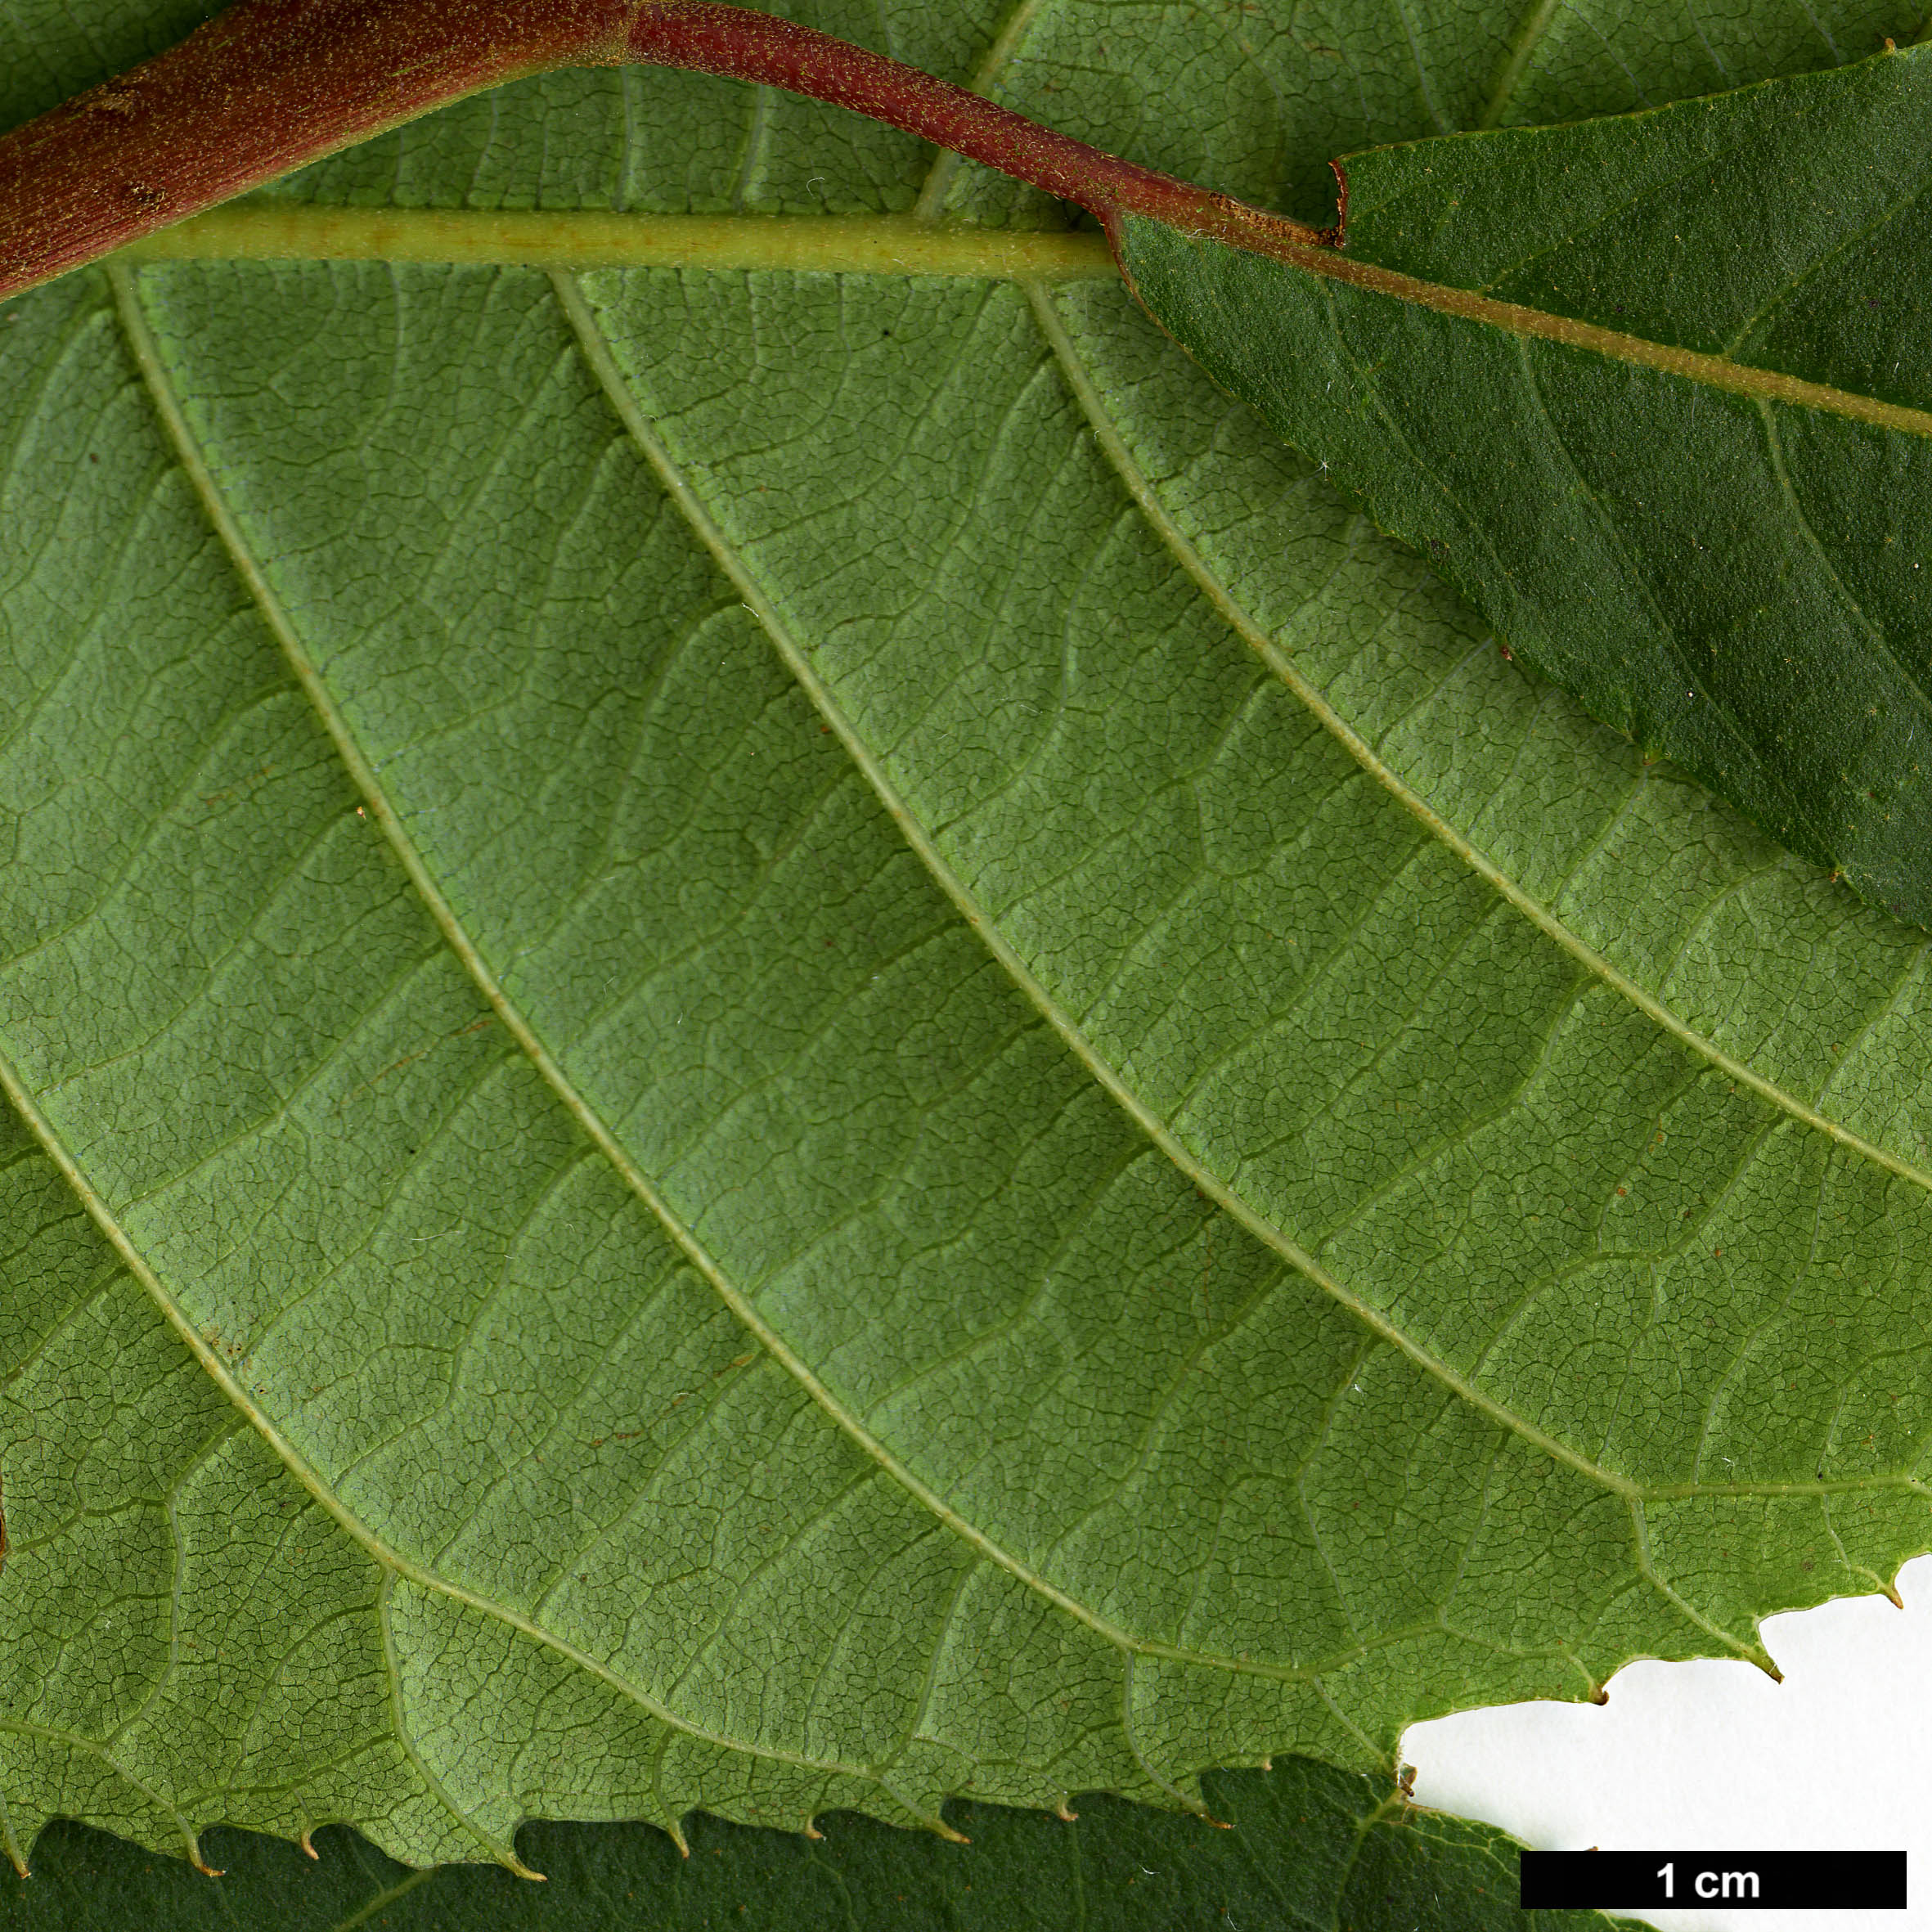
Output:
[[4, 1765, 1651, 1932], [1116, 45, 1932, 923], [4, 0, 1932, 1884]]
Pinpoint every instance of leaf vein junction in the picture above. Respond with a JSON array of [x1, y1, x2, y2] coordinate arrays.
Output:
[[1023, 281, 1932, 1199], [546, 267, 1925, 1542]]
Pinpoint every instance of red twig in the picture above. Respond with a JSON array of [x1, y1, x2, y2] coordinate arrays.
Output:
[[0, 0, 1337, 308]]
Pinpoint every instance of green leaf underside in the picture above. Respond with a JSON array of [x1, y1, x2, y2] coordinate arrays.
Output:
[[1118, 44, 1932, 928], [2, 1765, 1645, 1932], [3, 0, 1932, 1879]]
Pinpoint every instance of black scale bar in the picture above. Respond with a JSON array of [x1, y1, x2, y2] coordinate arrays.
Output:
[[1519, 1850, 1906, 1910]]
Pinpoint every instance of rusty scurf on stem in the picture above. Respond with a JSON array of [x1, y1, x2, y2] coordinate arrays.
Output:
[[0, 0, 1339, 309]]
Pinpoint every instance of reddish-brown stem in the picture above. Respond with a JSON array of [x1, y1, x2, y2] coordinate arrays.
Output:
[[0, 0, 1337, 308]]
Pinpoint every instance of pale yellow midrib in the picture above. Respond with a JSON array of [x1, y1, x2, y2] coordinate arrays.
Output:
[[115, 204, 1116, 281], [118, 202, 1932, 440]]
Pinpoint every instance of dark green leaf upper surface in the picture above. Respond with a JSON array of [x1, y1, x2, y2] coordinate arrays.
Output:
[[2, 0, 1931, 1885], [1115, 46, 1932, 925], [1, 1761, 1644, 1932]]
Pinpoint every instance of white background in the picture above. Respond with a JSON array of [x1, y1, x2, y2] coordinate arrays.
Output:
[[1405, 1552, 1932, 1930]]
